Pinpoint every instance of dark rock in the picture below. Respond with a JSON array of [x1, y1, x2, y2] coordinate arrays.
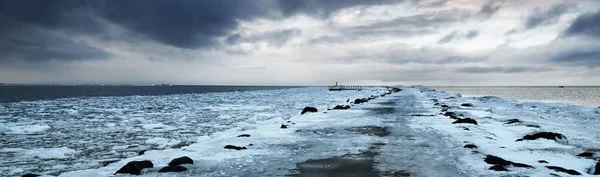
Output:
[[463, 144, 477, 149], [411, 114, 435, 117], [505, 119, 520, 124], [434, 103, 440, 106], [346, 99, 349, 102], [281, 124, 288, 129], [159, 165, 188, 173], [576, 152, 593, 157], [392, 88, 401, 92], [441, 105, 449, 108], [452, 118, 477, 125], [168, 156, 193, 166], [114, 160, 154, 175], [525, 124, 541, 128], [21, 174, 40, 177], [441, 108, 448, 112], [484, 155, 533, 169], [354, 98, 368, 104], [516, 132, 567, 142], [461, 103, 473, 107], [224, 145, 247, 150], [138, 150, 146, 155], [463, 127, 470, 131], [545, 166, 581, 175], [538, 160, 549, 163], [489, 164, 508, 171], [594, 161, 600, 175], [332, 105, 351, 110], [237, 134, 251, 137], [301, 107, 318, 114], [443, 111, 457, 117]]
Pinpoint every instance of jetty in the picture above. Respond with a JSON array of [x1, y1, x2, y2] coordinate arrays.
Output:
[[328, 82, 364, 91]]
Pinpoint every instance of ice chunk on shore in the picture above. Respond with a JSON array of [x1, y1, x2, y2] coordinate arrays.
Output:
[[1, 147, 77, 159], [0, 124, 50, 134]]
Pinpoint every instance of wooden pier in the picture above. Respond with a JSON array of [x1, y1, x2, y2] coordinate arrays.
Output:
[[328, 82, 364, 91]]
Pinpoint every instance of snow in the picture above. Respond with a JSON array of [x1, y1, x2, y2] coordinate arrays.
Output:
[[145, 137, 181, 148], [1, 147, 76, 160], [0, 124, 51, 134], [409, 87, 600, 176]]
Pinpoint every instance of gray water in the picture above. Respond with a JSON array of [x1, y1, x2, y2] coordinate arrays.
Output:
[[431, 86, 600, 107]]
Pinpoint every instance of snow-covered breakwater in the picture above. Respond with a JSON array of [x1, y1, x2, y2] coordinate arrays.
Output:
[[411, 87, 600, 176], [4, 87, 600, 176]]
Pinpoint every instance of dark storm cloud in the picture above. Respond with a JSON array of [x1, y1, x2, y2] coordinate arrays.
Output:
[[478, 0, 502, 18], [0, 14, 110, 62], [276, 0, 404, 18], [456, 66, 553, 73], [0, 0, 406, 63], [525, 3, 570, 29], [549, 49, 600, 67], [564, 9, 600, 39], [437, 30, 478, 44], [0, 28, 110, 62]]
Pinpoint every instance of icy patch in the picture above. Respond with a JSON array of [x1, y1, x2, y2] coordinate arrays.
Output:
[[142, 123, 175, 131], [145, 137, 181, 148], [1, 147, 77, 160], [1, 124, 51, 134]]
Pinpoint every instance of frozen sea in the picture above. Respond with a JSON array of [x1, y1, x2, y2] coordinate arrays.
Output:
[[432, 86, 600, 108], [2, 86, 600, 177]]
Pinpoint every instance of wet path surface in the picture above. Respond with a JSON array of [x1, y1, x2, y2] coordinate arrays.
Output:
[[288, 92, 467, 177]]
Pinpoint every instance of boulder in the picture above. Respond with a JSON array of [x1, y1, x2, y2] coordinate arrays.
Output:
[[484, 155, 533, 169], [138, 150, 146, 155], [280, 124, 288, 129], [21, 174, 40, 177], [114, 160, 154, 175], [545, 166, 581, 175], [452, 118, 477, 125], [301, 107, 318, 114], [463, 144, 477, 149], [354, 98, 368, 104], [461, 103, 473, 107], [224, 145, 247, 150], [168, 156, 193, 166], [576, 152, 593, 157], [441, 105, 449, 108], [332, 105, 351, 110], [538, 160, 549, 163], [516, 132, 567, 143], [505, 119, 521, 124], [237, 134, 251, 137], [159, 165, 188, 173]]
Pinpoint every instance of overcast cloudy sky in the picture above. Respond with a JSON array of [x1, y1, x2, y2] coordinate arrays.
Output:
[[0, 0, 599, 86]]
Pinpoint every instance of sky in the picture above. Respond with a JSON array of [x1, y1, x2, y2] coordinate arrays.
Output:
[[0, 0, 599, 86]]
